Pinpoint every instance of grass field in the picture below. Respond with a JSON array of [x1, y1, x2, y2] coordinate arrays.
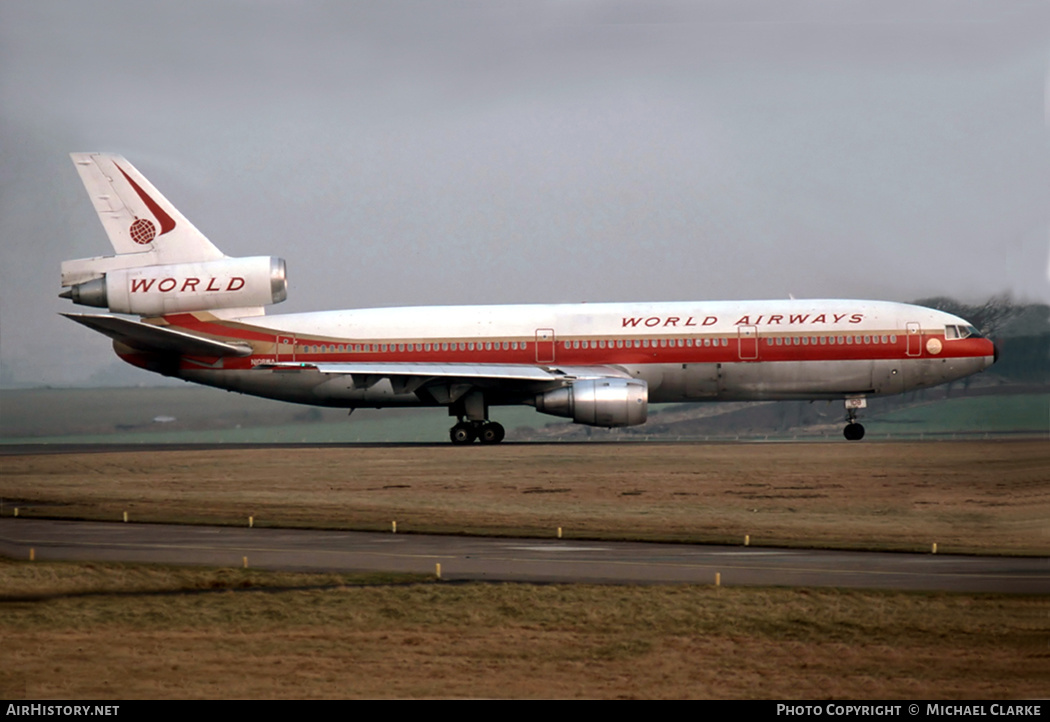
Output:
[[2, 387, 1046, 444], [3, 441, 1047, 554], [2, 439, 1047, 698], [1, 560, 1046, 699], [865, 394, 1049, 435]]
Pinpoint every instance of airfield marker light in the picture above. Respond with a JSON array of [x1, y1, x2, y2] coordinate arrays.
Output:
[[392, 521, 397, 534], [932, 543, 937, 554], [745, 534, 750, 546], [715, 572, 721, 587], [249, 516, 254, 528], [558, 527, 562, 539], [13, 508, 17, 517], [123, 511, 128, 523], [436, 563, 441, 579], [29, 548, 34, 562], [243, 556, 248, 569]]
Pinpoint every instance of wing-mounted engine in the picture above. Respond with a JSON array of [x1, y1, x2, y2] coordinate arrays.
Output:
[[534, 378, 648, 427], [61, 256, 287, 316]]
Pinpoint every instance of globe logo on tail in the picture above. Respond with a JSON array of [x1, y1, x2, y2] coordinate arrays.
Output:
[[129, 217, 157, 245], [116, 163, 176, 245]]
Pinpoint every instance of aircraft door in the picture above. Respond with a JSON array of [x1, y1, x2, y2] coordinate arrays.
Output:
[[906, 323, 921, 357], [737, 326, 758, 360], [535, 329, 555, 364], [275, 335, 296, 363]]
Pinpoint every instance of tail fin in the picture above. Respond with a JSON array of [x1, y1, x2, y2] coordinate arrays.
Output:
[[70, 153, 224, 264], [62, 154, 286, 318]]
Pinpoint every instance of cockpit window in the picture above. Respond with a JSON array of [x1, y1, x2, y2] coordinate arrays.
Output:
[[944, 324, 982, 340]]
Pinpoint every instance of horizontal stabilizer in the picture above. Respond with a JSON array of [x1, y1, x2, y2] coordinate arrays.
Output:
[[62, 313, 252, 357]]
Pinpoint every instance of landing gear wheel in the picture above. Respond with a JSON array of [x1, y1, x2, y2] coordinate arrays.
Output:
[[478, 422, 505, 445], [844, 422, 865, 441], [450, 423, 477, 445]]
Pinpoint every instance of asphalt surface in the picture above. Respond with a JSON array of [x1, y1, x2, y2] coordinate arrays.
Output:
[[2, 518, 1047, 593]]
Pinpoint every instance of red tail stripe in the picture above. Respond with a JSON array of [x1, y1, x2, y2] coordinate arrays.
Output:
[[116, 164, 176, 236]]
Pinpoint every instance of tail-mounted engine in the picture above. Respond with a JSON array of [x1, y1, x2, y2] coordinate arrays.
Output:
[[534, 378, 648, 427], [61, 256, 287, 316]]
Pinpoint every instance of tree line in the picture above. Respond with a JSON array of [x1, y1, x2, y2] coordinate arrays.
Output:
[[915, 295, 1048, 384]]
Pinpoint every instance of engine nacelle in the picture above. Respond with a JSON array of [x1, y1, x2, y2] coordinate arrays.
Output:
[[63, 256, 287, 316], [535, 378, 648, 427]]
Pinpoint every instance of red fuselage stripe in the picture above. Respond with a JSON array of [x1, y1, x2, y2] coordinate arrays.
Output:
[[154, 315, 994, 370]]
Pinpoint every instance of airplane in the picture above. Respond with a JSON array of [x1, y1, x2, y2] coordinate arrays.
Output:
[[59, 153, 998, 444]]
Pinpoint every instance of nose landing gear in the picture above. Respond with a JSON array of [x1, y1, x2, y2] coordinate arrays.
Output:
[[844, 420, 865, 441], [843, 396, 866, 441]]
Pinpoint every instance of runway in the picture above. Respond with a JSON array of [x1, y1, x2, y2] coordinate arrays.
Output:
[[2, 518, 1047, 593]]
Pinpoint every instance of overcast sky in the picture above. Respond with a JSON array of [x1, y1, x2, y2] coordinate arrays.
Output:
[[1, 0, 1048, 386]]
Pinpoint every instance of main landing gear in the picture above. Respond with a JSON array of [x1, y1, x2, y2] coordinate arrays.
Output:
[[843, 396, 866, 441], [450, 420, 505, 445], [449, 390, 505, 444]]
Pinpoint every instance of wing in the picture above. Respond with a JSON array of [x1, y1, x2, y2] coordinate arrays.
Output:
[[261, 361, 634, 401]]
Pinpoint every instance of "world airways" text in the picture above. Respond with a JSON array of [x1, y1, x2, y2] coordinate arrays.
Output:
[[622, 313, 864, 328]]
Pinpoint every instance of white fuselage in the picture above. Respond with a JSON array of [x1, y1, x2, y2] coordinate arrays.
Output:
[[145, 298, 994, 409]]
